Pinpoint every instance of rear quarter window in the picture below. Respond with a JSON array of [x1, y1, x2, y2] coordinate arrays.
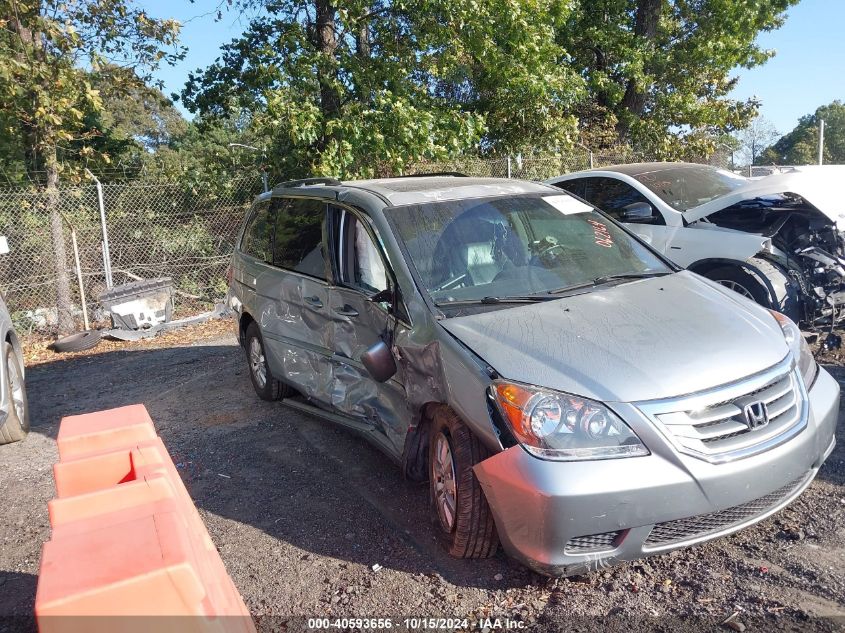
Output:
[[241, 200, 272, 261]]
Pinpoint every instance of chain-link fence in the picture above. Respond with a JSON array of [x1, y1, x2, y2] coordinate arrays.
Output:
[[0, 177, 262, 334], [0, 148, 729, 335]]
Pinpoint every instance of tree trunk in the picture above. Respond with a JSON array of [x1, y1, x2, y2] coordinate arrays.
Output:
[[314, 0, 341, 122], [44, 145, 75, 335], [617, 0, 661, 133], [356, 16, 370, 59]]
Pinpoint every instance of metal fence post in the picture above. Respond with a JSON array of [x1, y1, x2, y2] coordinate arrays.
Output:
[[819, 119, 825, 165], [506, 156, 512, 179], [85, 170, 113, 288]]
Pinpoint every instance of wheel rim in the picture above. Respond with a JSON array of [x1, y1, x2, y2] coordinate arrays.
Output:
[[432, 432, 457, 532], [6, 352, 24, 422], [716, 279, 755, 299], [249, 336, 267, 388]]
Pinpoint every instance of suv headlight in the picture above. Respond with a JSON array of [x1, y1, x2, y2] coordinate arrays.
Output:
[[491, 381, 649, 461], [769, 310, 817, 387]]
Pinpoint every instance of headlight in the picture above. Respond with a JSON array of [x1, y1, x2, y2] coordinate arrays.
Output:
[[491, 381, 649, 461], [769, 310, 817, 387]]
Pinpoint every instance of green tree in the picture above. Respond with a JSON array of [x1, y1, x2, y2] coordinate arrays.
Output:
[[181, 0, 583, 178], [0, 1, 181, 333], [737, 115, 779, 166], [559, 0, 798, 156], [139, 107, 267, 192], [94, 71, 188, 152], [759, 101, 845, 165]]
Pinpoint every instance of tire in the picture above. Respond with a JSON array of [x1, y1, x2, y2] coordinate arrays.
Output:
[[244, 321, 289, 401], [50, 330, 102, 353], [705, 259, 802, 322], [429, 406, 499, 559], [0, 342, 29, 445]]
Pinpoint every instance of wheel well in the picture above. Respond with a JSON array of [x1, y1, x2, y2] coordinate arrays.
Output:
[[687, 259, 735, 277], [5, 329, 23, 376], [238, 312, 255, 347], [402, 402, 442, 482]]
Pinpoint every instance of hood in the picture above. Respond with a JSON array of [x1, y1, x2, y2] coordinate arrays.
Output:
[[439, 271, 789, 403], [683, 170, 845, 228]]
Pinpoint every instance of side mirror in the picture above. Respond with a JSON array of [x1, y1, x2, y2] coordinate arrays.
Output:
[[621, 202, 653, 222], [0, 236, 9, 255], [361, 339, 397, 383]]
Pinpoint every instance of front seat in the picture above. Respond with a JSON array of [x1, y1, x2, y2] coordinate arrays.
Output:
[[431, 209, 526, 289]]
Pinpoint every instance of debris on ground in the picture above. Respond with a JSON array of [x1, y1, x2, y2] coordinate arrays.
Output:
[[23, 316, 234, 365], [722, 612, 746, 632]]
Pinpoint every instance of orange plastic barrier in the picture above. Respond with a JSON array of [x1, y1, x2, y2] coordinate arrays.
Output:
[[35, 404, 256, 633]]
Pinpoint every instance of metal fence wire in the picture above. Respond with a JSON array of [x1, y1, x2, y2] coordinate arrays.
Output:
[[0, 177, 262, 334], [0, 150, 729, 334]]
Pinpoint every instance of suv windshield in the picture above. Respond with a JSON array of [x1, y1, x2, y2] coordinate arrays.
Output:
[[386, 193, 671, 304], [632, 165, 748, 211]]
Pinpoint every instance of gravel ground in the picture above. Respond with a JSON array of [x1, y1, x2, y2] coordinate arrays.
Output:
[[1, 322, 844, 632]]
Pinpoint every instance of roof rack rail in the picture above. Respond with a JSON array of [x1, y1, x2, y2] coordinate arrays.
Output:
[[273, 177, 342, 189], [394, 171, 468, 178]]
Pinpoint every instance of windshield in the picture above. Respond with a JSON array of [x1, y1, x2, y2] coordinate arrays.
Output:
[[632, 166, 748, 211], [385, 193, 671, 304]]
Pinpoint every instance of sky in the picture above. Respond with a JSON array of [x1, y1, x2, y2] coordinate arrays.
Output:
[[145, 0, 845, 138], [726, 0, 845, 135]]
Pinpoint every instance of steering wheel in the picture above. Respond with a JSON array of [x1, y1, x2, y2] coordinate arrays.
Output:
[[532, 237, 567, 266]]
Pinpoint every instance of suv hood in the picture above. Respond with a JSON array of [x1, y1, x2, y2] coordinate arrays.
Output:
[[439, 271, 789, 403], [684, 170, 845, 228]]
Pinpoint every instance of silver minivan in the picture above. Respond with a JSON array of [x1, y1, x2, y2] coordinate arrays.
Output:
[[227, 175, 839, 576]]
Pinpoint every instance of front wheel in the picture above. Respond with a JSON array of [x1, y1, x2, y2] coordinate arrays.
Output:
[[429, 407, 499, 559], [0, 342, 29, 445], [244, 322, 290, 401], [705, 259, 802, 323]]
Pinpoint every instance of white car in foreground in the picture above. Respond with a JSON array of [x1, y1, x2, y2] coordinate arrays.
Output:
[[546, 163, 845, 325]]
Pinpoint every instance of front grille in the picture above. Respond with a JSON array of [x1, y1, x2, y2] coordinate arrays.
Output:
[[643, 473, 808, 549], [565, 530, 622, 554], [637, 356, 807, 463]]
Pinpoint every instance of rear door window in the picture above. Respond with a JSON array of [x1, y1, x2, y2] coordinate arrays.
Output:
[[271, 197, 328, 280]]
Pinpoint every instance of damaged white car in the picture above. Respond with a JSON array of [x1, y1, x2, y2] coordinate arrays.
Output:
[[546, 163, 845, 325]]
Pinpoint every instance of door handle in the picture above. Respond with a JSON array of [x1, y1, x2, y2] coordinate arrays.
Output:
[[304, 295, 323, 308], [334, 305, 359, 318]]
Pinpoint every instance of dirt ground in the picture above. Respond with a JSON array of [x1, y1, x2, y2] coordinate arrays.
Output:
[[1, 319, 844, 632]]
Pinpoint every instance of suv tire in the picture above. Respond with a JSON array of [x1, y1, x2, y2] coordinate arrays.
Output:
[[244, 322, 290, 401], [429, 406, 499, 559], [0, 342, 29, 445]]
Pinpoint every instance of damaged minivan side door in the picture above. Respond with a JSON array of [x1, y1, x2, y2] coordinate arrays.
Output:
[[326, 205, 411, 455], [257, 196, 336, 401]]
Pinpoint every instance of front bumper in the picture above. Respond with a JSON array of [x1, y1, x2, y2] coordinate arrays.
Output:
[[474, 367, 840, 576]]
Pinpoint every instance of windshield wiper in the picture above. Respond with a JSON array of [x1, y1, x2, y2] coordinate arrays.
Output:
[[548, 271, 672, 295], [435, 294, 555, 307], [594, 271, 673, 283]]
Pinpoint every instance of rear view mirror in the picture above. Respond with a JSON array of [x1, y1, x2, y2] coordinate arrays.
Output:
[[621, 202, 653, 222], [0, 236, 9, 255], [361, 339, 397, 383]]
